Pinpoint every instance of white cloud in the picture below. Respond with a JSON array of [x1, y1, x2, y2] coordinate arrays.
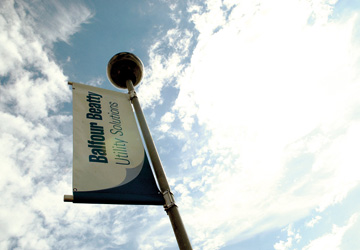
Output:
[[161, 111, 175, 123], [18, 0, 94, 45], [306, 215, 322, 228], [0, 0, 93, 76], [303, 213, 359, 250], [0, 0, 92, 119], [0, 1, 126, 249], [274, 224, 301, 250], [137, 27, 193, 108], [156, 112, 176, 133], [88, 76, 105, 86], [164, 0, 360, 247]]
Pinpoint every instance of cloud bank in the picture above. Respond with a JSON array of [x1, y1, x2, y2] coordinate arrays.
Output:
[[142, 0, 360, 248], [0, 1, 109, 249]]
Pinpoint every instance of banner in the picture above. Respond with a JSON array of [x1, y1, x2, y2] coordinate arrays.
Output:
[[70, 82, 163, 205]]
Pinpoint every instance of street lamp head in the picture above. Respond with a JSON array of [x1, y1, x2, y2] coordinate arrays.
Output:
[[107, 52, 144, 89]]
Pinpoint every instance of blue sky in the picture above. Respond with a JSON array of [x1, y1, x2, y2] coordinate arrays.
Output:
[[1, 0, 360, 249]]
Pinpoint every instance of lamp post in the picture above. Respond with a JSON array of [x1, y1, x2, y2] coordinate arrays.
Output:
[[107, 52, 192, 250]]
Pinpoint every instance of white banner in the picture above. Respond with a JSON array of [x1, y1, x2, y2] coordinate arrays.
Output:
[[72, 82, 145, 192]]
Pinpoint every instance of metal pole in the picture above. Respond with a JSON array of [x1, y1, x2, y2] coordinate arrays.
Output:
[[126, 79, 192, 250]]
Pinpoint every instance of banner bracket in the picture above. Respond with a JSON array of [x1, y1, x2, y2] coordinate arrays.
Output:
[[64, 195, 74, 202], [128, 90, 137, 100], [163, 190, 177, 211]]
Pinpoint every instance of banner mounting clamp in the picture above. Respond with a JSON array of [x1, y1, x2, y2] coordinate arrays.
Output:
[[163, 190, 177, 211]]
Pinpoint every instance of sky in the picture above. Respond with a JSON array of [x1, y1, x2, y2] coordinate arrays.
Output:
[[1, 0, 360, 249]]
